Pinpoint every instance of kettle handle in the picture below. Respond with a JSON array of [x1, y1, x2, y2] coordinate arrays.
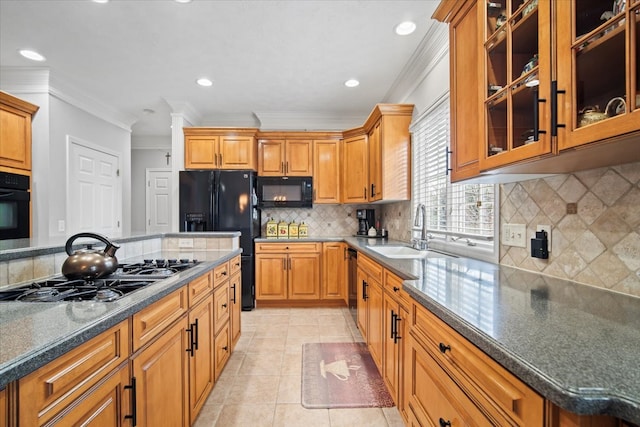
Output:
[[65, 232, 120, 256]]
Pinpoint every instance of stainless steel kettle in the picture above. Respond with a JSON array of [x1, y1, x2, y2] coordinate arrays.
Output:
[[61, 233, 120, 280]]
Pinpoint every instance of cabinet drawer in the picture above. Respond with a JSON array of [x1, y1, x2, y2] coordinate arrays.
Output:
[[358, 253, 383, 283], [412, 304, 544, 426], [213, 283, 230, 333], [213, 261, 229, 288], [214, 322, 231, 380], [133, 288, 188, 351], [18, 320, 130, 427], [255, 242, 321, 253], [384, 270, 411, 307], [188, 271, 213, 306], [229, 255, 241, 276]]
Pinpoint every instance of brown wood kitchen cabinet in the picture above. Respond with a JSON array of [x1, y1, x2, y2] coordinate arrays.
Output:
[[0, 91, 38, 173], [407, 300, 544, 427], [17, 320, 130, 427], [356, 253, 384, 370], [341, 132, 369, 203], [229, 255, 242, 350], [313, 138, 342, 204], [255, 242, 322, 305], [257, 134, 313, 176], [321, 242, 348, 303], [184, 127, 258, 170], [433, 0, 640, 180], [0, 387, 6, 427]]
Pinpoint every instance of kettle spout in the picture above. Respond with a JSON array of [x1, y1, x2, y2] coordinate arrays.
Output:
[[104, 241, 120, 257]]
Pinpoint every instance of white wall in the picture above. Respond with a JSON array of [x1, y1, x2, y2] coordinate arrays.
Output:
[[131, 138, 171, 232]]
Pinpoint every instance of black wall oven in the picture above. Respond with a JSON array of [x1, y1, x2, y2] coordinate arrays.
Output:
[[0, 171, 30, 240]]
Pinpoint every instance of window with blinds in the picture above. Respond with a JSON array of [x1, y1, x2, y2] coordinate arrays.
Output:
[[411, 95, 498, 260]]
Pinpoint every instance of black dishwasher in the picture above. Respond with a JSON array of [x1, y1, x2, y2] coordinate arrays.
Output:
[[347, 248, 358, 325]]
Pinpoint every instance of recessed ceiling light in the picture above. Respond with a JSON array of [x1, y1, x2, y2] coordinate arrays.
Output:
[[175, 0, 192, 3], [19, 49, 46, 61], [196, 78, 213, 87], [395, 21, 417, 36], [344, 79, 360, 88], [92, 0, 109, 3]]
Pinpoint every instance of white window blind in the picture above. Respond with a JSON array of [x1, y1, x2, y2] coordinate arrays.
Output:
[[411, 95, 497, 260]]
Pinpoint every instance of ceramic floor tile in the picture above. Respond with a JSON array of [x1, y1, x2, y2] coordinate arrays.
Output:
[[248, 336, 287, 353], [226, 375, 281, 404], [214, 404, 276, 427], [273, 404, 330, 427], [287, 324, 320, 337], [281, 352, 302, 375], [192, 403, 222, 427], [328, 407, 390, 427], [277, 374, 302, 404], [239, 352, 284, 376]]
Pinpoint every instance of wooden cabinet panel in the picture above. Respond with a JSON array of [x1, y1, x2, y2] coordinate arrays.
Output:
[[448, 0, 482, 181], [285, 140, 313, 176], [214, 322, 231, 380], [219, 135, 255, 169], [132, 317, 189, 427], [255, 253, 288, 300], [45, 364, 130, 427], [258, 139, 285, 175], [288, 252, 321, 299], [313, 139, 341, 204], [0, 387, 5, 427], [188, 271, 213, 306], [132, 288, 188, 351], [230, 271, 242, 349], [213, 261, 230, 289], [188, 295, 215, 424], [0, 92, 38, 172], [213, 281, 230, 333], [229, 255, 241, 277], [321, 242, 347, 301], [255, 242, 321, 253], [358, 253, 383, 283], [184, 135, 218, 169], [342, 134, 368, 203], [368, 121, 382, 201], [367, 278, 383, 370], [18, 321, 129, 427], [356, 266, 369, 342]]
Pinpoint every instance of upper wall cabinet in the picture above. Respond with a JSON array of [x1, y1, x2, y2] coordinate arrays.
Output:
[[343, 104, 413, 203], [313, 137, 342, 204], [434, 0, 640, 180], [0, 91, 39, 173], [184, 128, 258, 170], [257, 134, 313, 177]]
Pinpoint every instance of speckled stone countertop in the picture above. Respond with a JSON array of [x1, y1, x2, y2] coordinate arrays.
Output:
[[0, 248, 240, 389], [254, 236, 349, 242], [343, 237, 640, 425]]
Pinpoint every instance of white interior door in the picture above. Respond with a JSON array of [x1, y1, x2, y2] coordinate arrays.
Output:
[[68, 137, 121, 236], [146, 168, 172, 233]]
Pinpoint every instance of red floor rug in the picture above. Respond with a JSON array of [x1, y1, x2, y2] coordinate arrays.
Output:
[[301, 342, 394, 409]]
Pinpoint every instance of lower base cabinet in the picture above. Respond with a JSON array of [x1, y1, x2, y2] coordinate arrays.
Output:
[[188, 295, 215, 424], [230, 271, 242, 349], [132, 316, 190, 427], [214, 322, 231, 380]]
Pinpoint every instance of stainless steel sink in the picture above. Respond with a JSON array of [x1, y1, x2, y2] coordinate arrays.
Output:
[[365, 245, 430, 259]]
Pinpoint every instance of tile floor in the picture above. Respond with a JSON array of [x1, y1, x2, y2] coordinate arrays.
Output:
[[193, 307, 405, 427]]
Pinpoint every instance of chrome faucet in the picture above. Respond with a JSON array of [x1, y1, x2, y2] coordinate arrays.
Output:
[[413, 203, 429, 250]]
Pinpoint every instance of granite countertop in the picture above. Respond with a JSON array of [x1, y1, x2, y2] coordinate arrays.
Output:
[[343, 237, 640, 425], [0, 248, 241, 389], [254, 236, 348, 243]]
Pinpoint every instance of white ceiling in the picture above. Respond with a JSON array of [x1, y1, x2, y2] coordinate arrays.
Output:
[[0, 0, 441, 136]]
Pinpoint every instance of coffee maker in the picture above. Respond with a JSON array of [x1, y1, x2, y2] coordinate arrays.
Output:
[[356, 209, 376, 236]]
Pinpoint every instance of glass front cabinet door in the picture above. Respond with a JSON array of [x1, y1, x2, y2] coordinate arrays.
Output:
[[555, 0, 640, 150], [481, 0, 553, 171]]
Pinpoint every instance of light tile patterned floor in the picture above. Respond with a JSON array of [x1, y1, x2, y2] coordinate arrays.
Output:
[[193, 307, 405, 427]]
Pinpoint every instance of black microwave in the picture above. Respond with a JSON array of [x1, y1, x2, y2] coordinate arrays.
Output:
[[256, 176, 313, 208]]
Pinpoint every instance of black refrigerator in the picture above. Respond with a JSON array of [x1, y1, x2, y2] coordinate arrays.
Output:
[[179, 170, 260, 310]]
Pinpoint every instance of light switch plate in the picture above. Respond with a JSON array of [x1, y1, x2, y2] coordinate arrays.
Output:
[[502, 223, 526, 247]]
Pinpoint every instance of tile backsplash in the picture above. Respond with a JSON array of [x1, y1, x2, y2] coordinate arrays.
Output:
[[261, 205, 371, 237], [500, 162, 640, 297]]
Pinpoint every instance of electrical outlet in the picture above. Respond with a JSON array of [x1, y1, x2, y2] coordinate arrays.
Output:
[[178, 238, 194, 248], [58, 220, 65, 232], [502, 223, 526, 247], [536, 225, 552, 252]]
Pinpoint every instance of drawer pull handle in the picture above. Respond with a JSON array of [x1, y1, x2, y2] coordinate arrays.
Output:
[[439, 343, 451, 354], [393, 286, 400, 292], [222, 303, 228, 308], [223, 345, 229, 351], [124, 377, 137, 426], [439, 418, 451, 427]]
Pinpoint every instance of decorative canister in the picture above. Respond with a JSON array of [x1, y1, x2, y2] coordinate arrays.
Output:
[[298, 222, 308, 238], [288, 221, 299, 239], [278, 220, 289, 239], [266, 217, 278, 239]]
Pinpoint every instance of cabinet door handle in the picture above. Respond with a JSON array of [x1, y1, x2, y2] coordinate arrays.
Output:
[[186, 324, 195, 356], [219, 153, 223, 165], [288, 258, 291, 270], [286, 161, 289, 174], [439, 418, 451, 427], [394, 314, 402, 344], [445, 148, 452, 175], [390, 310, 396, 339], [193, 318, 199, 351], [363, 187, 366, 200], [371, 183, 375, 198], [532, 85, 547, 141], [231, 283, 237, 304], [439, 342, 451, 354], [551, 80, 566, 136], [281, 161, 285, 174], [362, 280, 368, 301], [124, 377, 137, 426]]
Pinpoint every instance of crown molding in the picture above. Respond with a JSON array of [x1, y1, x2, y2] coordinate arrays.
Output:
[[384, 21, 449, 103], [164, 99, 202, 126], [253, 111, 365, 131], [0, 66, 136, 132]]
